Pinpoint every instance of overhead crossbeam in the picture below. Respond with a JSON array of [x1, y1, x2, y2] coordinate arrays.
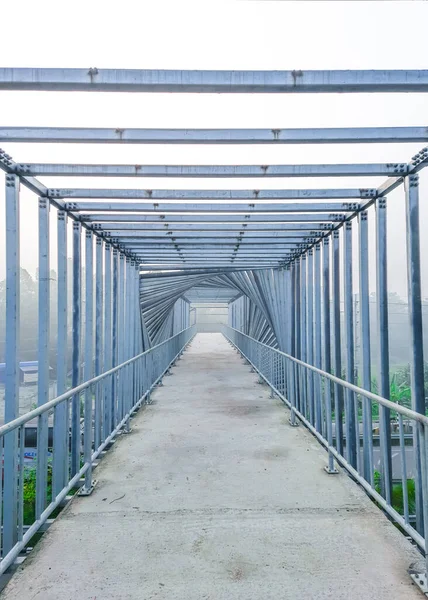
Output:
[[54, 189, 373, 201], [79, 214, 346, 223], [91, 223, 334, 232], [1, 68, 428, 93], [12, 163, 408, 177], [2, 126, 427, 144]]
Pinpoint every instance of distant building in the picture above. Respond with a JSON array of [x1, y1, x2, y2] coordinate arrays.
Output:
[[0, 361, 53, 385]]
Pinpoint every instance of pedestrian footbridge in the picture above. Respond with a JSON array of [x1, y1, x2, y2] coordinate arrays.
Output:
[[1, 68, 428, 598], [2, 334, 424, 599]]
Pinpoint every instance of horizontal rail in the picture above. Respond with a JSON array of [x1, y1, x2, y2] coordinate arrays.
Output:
[[0, 326, 196, 574], [0, 327, 195, 437], [223, 326, 428, 424], [222, 325, 428, 570]]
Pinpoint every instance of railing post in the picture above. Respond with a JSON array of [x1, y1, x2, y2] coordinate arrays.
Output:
[[404, 173, 425, 534], [332, 230, 344, 455], [104, 244, 112, 436], [375, 195, 392, 504], [53, 210, 68, 496], [36, 197, 50, 517], [314, 243, 322, 432], [300, 255, 307, 417], [343, 222, 357, 469], [80, 230, 95, 495], [3, 174, 20, 556], [323, 237, 337, 474], [306, 250, 314, 425], [71, 221, 82, 477], [358, 210, 374, 485], [94, 237, 104, 447], [112, 249, 119, 425]]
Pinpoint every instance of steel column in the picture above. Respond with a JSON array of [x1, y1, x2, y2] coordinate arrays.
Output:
[[71, 222, 82, 477], [343, 222, 357, 469], [3, 174, 20, 556], [35, 197, 50, 518], [375, 196, 392, 503], [404, 174, 425, 534], [53, 210, 68, 495], [358, 211, 374, 485]]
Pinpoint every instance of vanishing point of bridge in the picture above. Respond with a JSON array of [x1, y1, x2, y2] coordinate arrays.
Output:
[[0, 69, 428, 598]]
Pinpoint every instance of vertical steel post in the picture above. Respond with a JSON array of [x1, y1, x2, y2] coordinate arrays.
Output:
[[3, 174, 20, 556], [300, 255, 307, 417], [82, 230, 94, 493], [323, 237, 336, 473], [71, 221, 82, 476], [306, 249, 314, 424], [404, 174, 425, 534], [36, 197, 50, 518], [332, 230, 344, 454], [343, 222, 357, 469], [53, 210, 68, 496], [104, 244, 112, 435], [294, 261, 301, 413], [112, 249, 119, 425], [358, 210, 374, 485], [94, 237, 103, 446], [314, 243, 322, 432], [375, 196, 392, 503], [117, 253, 125, 420], [289, 262, 297, 426]]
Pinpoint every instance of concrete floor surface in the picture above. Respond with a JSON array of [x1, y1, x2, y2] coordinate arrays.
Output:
[[2, 333, 424, 599]]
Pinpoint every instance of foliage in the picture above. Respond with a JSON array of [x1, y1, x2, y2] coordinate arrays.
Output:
[[23, 463, 53, 525], [374, 470, 416, 515]]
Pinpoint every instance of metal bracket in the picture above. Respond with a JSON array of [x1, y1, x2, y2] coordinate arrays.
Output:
[[411, 573, 428, 595], [77, 479, 98, 496], [324, 466, 339, 475]]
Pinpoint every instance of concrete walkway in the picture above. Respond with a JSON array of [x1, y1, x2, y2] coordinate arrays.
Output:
[[3, 334, 423, 599]]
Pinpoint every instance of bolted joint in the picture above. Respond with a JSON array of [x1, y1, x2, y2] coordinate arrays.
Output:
[[359, 188, 377, 199], [5, 173, 18, 187], [409, 174, 419, 188]]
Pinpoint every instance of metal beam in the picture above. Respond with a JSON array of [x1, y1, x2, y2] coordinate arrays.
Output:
[[101, 230, 320, 239], [109, 239, 315, 246], [13, 162, 408, 177], [91, 222, 334, 231], [80, 214, 345, 223], [1, 68, 428, 93], [62, 200, 363, 211], [2, 126, 428, 144]]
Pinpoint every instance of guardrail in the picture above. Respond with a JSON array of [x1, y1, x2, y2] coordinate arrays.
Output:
[[223, 325, 428, 585], [0, 325, 196, 574]]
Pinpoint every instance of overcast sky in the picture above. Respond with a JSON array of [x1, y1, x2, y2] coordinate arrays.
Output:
[[1, 0, 428, 299]]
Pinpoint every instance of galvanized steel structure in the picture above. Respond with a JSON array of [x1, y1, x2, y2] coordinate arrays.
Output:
[[1, 68, 428, 592]]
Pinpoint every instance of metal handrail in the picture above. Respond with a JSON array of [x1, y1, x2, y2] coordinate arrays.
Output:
[[0, 326, 195, 437], [224, 325, 428, 425], [222, 324, 428, 581]]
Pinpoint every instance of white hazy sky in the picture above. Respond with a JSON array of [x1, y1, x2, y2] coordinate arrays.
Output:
[[1, 0, 428, 299]]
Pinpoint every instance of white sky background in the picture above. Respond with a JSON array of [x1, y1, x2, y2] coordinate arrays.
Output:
[[1, 0, 428, 299]]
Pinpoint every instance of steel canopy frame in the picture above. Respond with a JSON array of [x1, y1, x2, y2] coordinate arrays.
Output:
[[2, 67, 428, 594]]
